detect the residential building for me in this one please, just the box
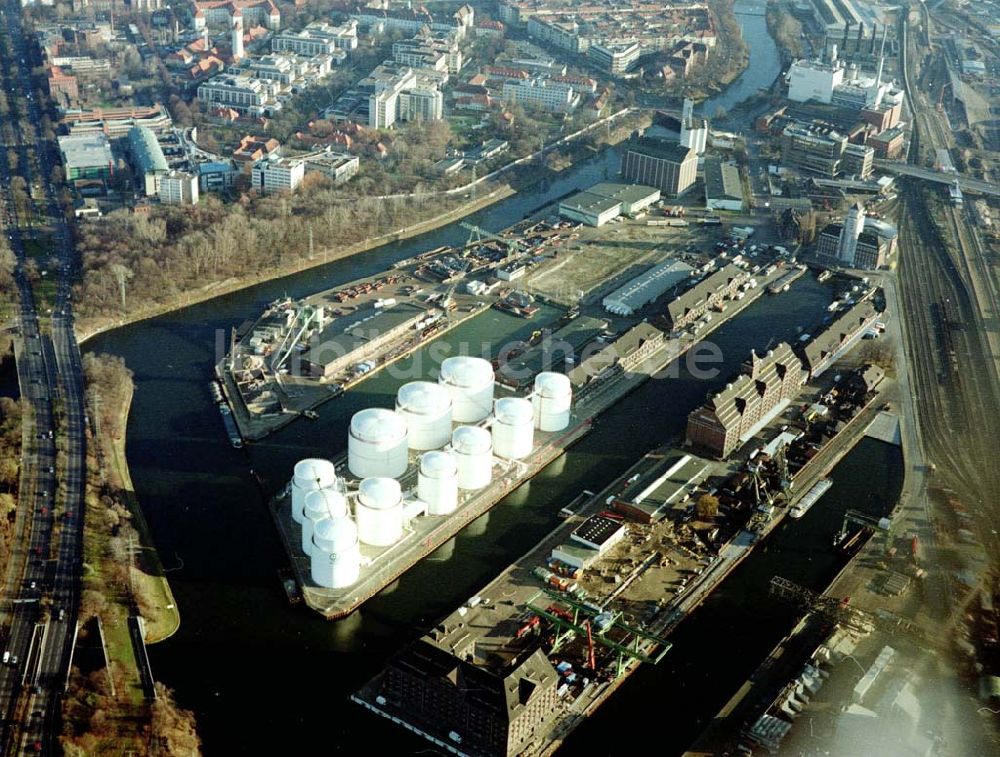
[509,57,565,76]
[272,21,358,55]
[302,150,359,184]
[704,158,745,212]
[666,40,709,79]
[197,74,275,117]
[198,160,238,192]
[158,170,200,204]
[663,264,749,330]
[620,138,697,197]
[527,16,588,53]
[351,3,473,39]
[588,42,640,75]
[502,76,579,112]
[686,343,805,458]
[363,63,444,128]
[127,126,169,195]
[251,156,304,193]
[475,18,505,38]
[191,0,280,31]
[399,87,444,122]
[797,299,880,378]
[58,133,114,181]
[46,66,78,105]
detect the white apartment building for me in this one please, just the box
[272,20,358,56]
[589,42,640,75]
[159,171,200,205]
[502,77,579,112]
[197,74,276,116]
[399,87,444,122]
[393,43,448,73]
[302,150,360,184]
[251,157,304,194]
[526,17,588,53]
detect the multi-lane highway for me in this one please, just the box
[0,1,87,751]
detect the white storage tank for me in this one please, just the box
[311,516,361,589]
[356,477,404,547]
[492,397,534,460]
[438,356,495,423]
[418,451,459,516]
[395,381,453,450]
[532,372,573,432]
[291,458,337,524]
[348,408,409,479]
[301,488,348,556]
[452,426,493,490]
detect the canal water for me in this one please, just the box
[76,9,906,756]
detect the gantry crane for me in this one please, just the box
[460,222,523,257]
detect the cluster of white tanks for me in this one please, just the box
[292,360,575,590]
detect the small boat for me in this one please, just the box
[302,409,319,420]
[789,479,832,519]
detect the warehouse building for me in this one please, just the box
[686,343,806,458]
[798,299,880,378]
[567,322,666,388]
[58,133,114,181]
[571,514,625,555]
[704,158,745,212]
[301,303,430,378]
[602,259,693,316]
[610,454,709,523]
[366,639,560,757]
[620,138,697,198]
[663,264,749,330]
[558,182,660,227]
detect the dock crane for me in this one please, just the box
[460,222,523,258]
[835,509,893,552]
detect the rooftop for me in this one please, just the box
[704,158,743,202]
[571,514,624,548]
[626,136,695,164]
[57,133,113,169]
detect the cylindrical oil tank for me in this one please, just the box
[310,516,360,589]
[291,458,337,524]
[301,488,348,556]
[532,372,573,432]
[348,408,409,479]
[492,397,534,460]
[395,381,453,450]
[451,425,493,490]
[355,477,404,547]
[438,356,495,423]
[418,450,459,516]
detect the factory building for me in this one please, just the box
[798,299,880,378]
[780,122,848,177]
[620,138,697,198]
[127,125,169,196]
[787,57,845,104]
[686,343,806,459]
[663,264,750,330]
[868,126,905,160]
[570,514,625,555]
[816,216,897,270]
[370,640,559,757]
[558,182,660,227]
[610,454,709,523]
[704,158,745,212]
[58,133,114,181]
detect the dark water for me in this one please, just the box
[702,0,783,120]
[75,11,902,755]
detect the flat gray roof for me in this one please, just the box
[560,190,622,218]
[302,303,425,367]
[704,158,743,202]
[58,133,113,169]
[586,181,660,207]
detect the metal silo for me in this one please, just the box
[290,458,337,524]
[310,516,361,589]
[301,487,348,556]
[417,450,459,516]
[395,381,453,450]
[355,477,404,547]
[492,397,535,460]
[347,408,409,479]
[451,425,493,490]
[438,356,495,423]
[532,372,573,432]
